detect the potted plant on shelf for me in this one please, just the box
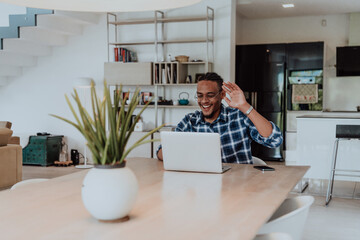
[51,81,163,222]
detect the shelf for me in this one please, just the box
[109,19,154,25]
[109,38,213,46]
[128,105,199,109]
[180,62,208,65]
[109,41,154,46]
[154,83,197,86]
[159,16,213,23]
[161,39,212,44]
[108,16,214,26]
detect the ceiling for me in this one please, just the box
[237,0,360,19]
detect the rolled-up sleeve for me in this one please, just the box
[247,120,283,148]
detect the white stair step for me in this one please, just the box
[0,66,22,77]
[36,15,83,35]
[0,77,8,86]
[0,51,37,67]
[2,39,52,56]
[54,11,101,25]
[20,27,68,46]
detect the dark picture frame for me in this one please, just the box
[195,73,205,83]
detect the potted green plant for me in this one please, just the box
[51,81,163,221]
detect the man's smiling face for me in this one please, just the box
[196,80,224,123]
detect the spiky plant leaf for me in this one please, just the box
[50,80,163,165]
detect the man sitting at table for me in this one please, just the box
[156,72,283,164]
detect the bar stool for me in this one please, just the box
[325,125,360,205]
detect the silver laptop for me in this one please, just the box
[160,131,231,174]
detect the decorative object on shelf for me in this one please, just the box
[185,75,192,84]
[175,55,189,62]
[134,118,144,132]
[178,92,190,105]
[141,91,152,104]
[158,100,173,105]
[195,73,205,83]
[51,81,164,222]
[0,0,202,12]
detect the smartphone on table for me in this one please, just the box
[253,166,275,171]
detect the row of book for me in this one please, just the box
[154,64,177,84]
[114,47,137,62]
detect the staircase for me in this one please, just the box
[0,8,100,86]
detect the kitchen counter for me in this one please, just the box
[292,115,360,180]
[297,114,360,119]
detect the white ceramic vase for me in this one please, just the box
[81,163,138,221]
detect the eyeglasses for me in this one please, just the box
[194,91,221,101]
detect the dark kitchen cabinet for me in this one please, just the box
[236,44,286,92]
[287,42,324,70]
[236,44,286,63]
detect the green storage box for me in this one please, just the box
[22,135,64,166]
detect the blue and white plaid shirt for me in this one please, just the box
[159,104,283,164]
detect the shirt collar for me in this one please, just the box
[195,104,227,125]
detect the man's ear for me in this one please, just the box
[220,90,226,99]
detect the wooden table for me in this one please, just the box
[0,158,309,240]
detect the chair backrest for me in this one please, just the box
[252,156,267,166]
[258,196,314,240]
[336,125,360,139]
[10,178,49,190]
[254,232,293,240]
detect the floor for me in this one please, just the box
[290,180,360,240]
[12,165,360,239]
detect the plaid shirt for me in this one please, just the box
[159,104,282,164]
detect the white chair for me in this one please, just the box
[254,232,293,240]
[257,196,314,240]
[10,178,49,190]
[252,156,267,165]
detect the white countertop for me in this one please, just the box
[297,112,360,119]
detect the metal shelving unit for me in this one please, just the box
[106,6,214,128]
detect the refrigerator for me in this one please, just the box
[248,62,285,161]
[236,44,286,161]
[235,42,324,161]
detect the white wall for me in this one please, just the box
[0,0,233,161]
[0,14,108,163]
[0,3,26,26]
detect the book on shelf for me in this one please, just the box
[161,68,166,84]
[173,67,177,83]
[155,64,159,84]
[114,48,119,62]
[167,67,171,84]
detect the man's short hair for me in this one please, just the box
[198,72,223,91]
